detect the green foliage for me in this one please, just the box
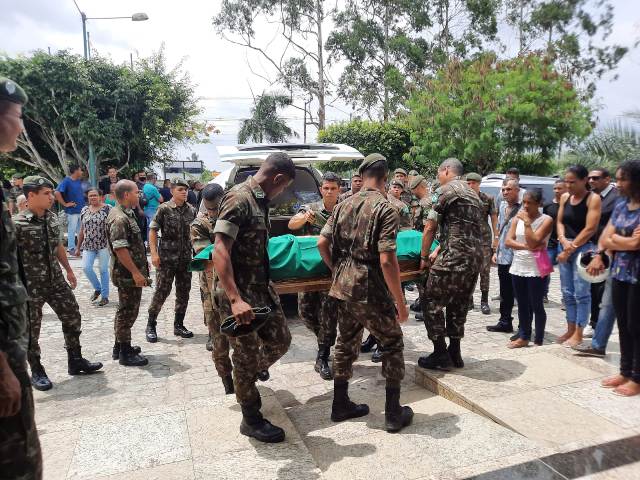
[404,53,592,176]
[238,93,298,144]
[317,120,412,173]
[0,48,201,182]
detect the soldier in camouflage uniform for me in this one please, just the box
[338,173,362,203]
[387,180,413,231]
[6,173,24,215]
[212,153,294,443]
[288,172,341,380]
[466,173,498,314]
[393,168,413,206]
[418,158,483,371]
[318,153,413,433]
[146,179,197,342]
[107,180,151,366]
[0,77,43,480]
[14,175,103,391]
[190,183,234,394]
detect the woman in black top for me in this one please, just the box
[556,165,602,347]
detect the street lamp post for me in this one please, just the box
[74,1,149,186]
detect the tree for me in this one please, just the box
[238,93,298,143]
[214,0,332,131]
[0,49,202,182]
[404,53,592,176]
[317,120,412,172]
[503,0,630,97]
[326,0,500,121]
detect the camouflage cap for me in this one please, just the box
[11,173,24,180]
[0,77,28,105]
[393,168,408,176]
[23,175,53,188]
[390,179,404,188]
[408,169,419,176]
[408,174,426,190]
[465,172,482,182]
[358,153,387,175]
[171,178,190,188]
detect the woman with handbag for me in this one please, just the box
[505,190,553,347]
[556,165,602,347]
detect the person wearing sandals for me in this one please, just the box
[589,160,640,397]
[556,165,602,347]
[505,190,553,348]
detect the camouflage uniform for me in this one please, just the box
[13,209,82,366]
[213,177,291,406]
[7,185,23,215]
[476,191,496,293]
[413,194,436,303]
[296,200,338,347]
[400,188,413,206]
[148,199,196,316]
[190,212,232,377]
[0,202,42,480]
[338,190,355,203]
[107,205,149,343]
[320,188,405,384]
[422,179,483,340]
[387,194,413,231]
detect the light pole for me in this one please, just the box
[74,1,149,186]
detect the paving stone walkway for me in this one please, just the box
[33,260,639,479]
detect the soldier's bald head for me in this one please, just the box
[114,179,137,201]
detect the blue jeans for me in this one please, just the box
[144,209,157,238]
[559,243,594,327]
[512,275,547,343]
[82,248,110,299]
[592,276,616,351]
[66,213,81,251]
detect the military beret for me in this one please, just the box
[11,173,24,180]
[358,153,387,175]
[390,179,404,188]
[23,175,53,188]
[409,174,426,190]
[0,77,28,105]
[393,168,408,176]
[171,178,190,188]
[408,169,419,176]
[465,172,482,182]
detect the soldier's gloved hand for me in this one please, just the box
[397,303,409,324]
[66,270,77,289]
[232,299,255,325]
[0,352,21,418]
[151,254,161,269]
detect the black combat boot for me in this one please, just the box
[315,345,333,380]
[256,369,270,382]
[371,346,383,363]
[221,374,234,395]
[67,347,103,375]
[409,298,421,312]
[173,312,194,338]
[205,333,213,352]
[30,361,53,391]
[331,380,370,422]
[486,319,514,333]
[415,312,424,322]
[418,337,452,370]
[360,334,377,353]
[447,338,464,368]
[145,314,158,343]
[480,291,491,315]
[112,342,141,360]
[119,342,149,367]
[385,386,414,433]
[240,398,285,443]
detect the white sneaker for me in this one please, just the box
[583,325,594,338]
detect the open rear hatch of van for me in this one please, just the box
[217,143,364,166]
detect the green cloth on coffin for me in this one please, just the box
[190,230,437,279]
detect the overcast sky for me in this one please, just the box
[1,0,639,171]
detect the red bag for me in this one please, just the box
[533,249,553,277]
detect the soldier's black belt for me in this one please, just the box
[220,307,271,337]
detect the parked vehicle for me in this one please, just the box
[209,143,364,236]
[480,173,559,206]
